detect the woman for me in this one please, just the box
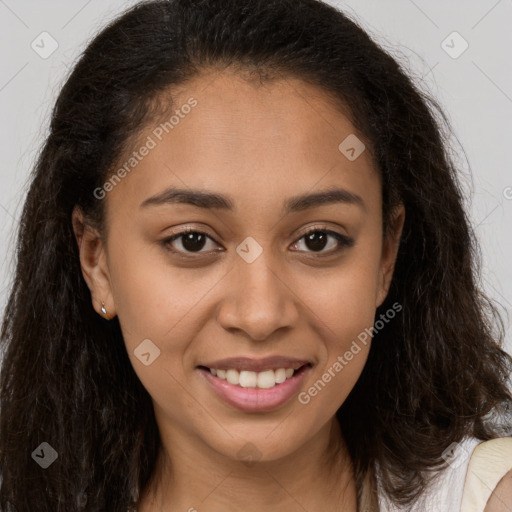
[1,0,511,511]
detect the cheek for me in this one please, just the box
[107,234,223,342]
[297,249,380,402]
[298,279,374,414]
[300,251,381,342]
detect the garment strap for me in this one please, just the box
[460,436,512,512]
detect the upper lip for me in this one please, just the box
[199,356,311,372]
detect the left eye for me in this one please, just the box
[163,227,354,255]
[291,228,354,254]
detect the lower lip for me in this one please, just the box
[198,365,311,412]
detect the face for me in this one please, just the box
[74,69,404,464]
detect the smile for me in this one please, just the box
[207,367,297,388]
[197,363,312,412]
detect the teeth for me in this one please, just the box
[226,369,239,385]
[256,370,275,389]
[208,367,301,388]
[275,368,287,383]
[240,370,258,388]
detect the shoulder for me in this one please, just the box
[377,437,480,511]
[376,436,512,512]
[483,468,512,512]
[462,436,512,512]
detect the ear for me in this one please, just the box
[72,206,116,319]
[376,203,405,308]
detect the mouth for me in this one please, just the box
[197,363,312,412]
[197,363,311,388]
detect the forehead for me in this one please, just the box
[106,69,380,219]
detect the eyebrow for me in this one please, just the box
[140,186,365,213]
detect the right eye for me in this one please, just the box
[162,227,222,255]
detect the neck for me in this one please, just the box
[137,415,357,512]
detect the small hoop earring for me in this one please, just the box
[100,302,107,317]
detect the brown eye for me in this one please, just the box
[162,226,354,258]
[163,228,220,255]
[291,228,354,255]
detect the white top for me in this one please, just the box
[377,436,512,512]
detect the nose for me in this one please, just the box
[216,252,300,341]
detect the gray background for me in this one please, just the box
[1,0,511,354]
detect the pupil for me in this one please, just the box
[183,232,206,252]
[305,231,327,251]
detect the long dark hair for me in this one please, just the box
[1,0,511,510]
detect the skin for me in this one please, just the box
[73,68,405,512]
[484,470,512,511]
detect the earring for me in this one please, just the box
[100,302,107,317]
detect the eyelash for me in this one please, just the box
[161,226,354,258]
